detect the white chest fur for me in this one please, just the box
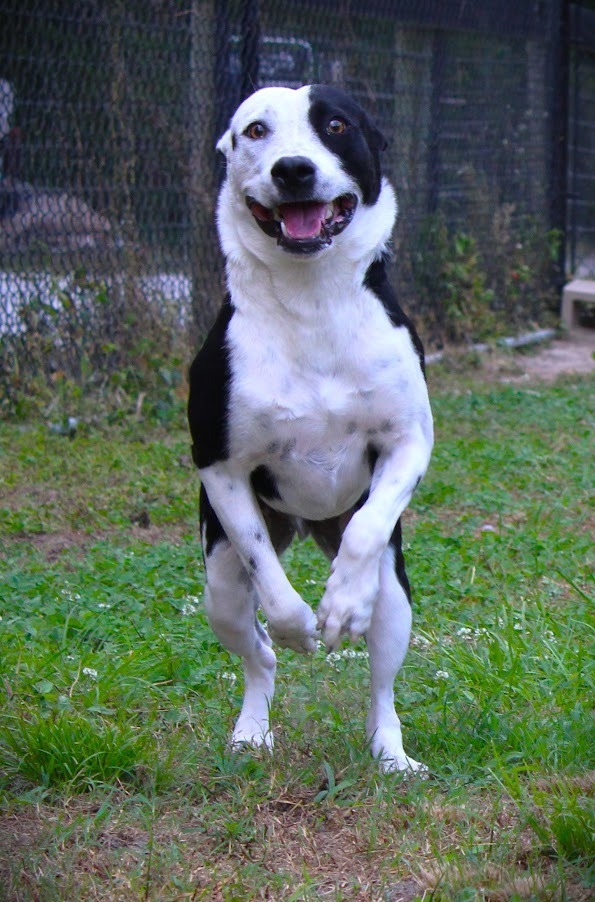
[225,277,431,520]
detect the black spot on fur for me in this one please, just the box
[251,465,281,501]
[391,519,411,603]
[366,444,379,474]
[199,484,227,556]
[364,256,426,377]
[188,296,234,468]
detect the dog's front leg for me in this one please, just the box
[317,430,432,651]
[200,463,319,654]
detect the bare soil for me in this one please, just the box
[483,328,595,382]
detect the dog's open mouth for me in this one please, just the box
[246,194,357,254]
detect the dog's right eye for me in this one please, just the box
[244,122,268,140]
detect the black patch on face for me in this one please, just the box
[250,464,281,501]
[364,256,426,378]
[231,132,237,151]
[199,484,227,556]
[188,296,234,468]
[308,85,387,206]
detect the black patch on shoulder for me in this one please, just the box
[391,518,412,603]
[199,484,227,556]
[250,465,281,501]
[308,85,386,206]
[364,256,426,377]
[188,296,234,469]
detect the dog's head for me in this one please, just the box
[216,85,395,263]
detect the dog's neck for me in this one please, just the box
[219,178,397,322]
[225,247,371,321]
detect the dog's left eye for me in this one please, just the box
[245,122,268,140]
[327,118,347,135]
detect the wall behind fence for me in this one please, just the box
[0,0,574,415]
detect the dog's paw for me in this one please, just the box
[231,719,274,752]
[317,566,378,651]
[376,751,428,776]
[267,599,319,654]
[369,732,428,776]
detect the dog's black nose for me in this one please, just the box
[271,156,316,194]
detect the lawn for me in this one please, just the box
[0,358,593,900]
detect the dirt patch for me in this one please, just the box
[0,522,196,563]
[484,328,594,383]
[509,329,594,381]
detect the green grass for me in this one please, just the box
[0,367,593,899]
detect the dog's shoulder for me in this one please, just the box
[188,295,234,469]
[364,255,426,376]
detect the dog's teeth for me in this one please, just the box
[273,207,282,221]
[325,203,334,221]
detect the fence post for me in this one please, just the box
[427,30,445,215]
[189,0,224,338]
[547,0,569,284]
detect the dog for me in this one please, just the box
[188,84,433,772]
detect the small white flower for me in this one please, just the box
[411,635,432,648]
[82,667,98,680]
[221,671,237,683]
[435,670,450,680]
[97,603,111,609]
[181,603,198,616]
[341,648,369,660]
[326,648,368,666]
[456,627,473,641]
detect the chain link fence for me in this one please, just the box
[0,0,575,416]
[568,2,595,278]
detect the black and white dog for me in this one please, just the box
[188,85,433,772]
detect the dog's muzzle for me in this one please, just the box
[246,193,358,255]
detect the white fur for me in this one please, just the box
[196,86,433,772]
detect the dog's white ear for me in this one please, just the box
[217,129,233,159]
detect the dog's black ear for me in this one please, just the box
[364,116,388,154]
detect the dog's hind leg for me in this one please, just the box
[201,486,281,749]
[365,523,426,774]
[201,491,299,750]
[204,536,277,749]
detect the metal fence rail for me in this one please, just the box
[0,0,581,415]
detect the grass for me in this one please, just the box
[0,359,593,900]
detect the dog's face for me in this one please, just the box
[216,85,393,261]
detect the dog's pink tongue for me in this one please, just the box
[280,202,326,239]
